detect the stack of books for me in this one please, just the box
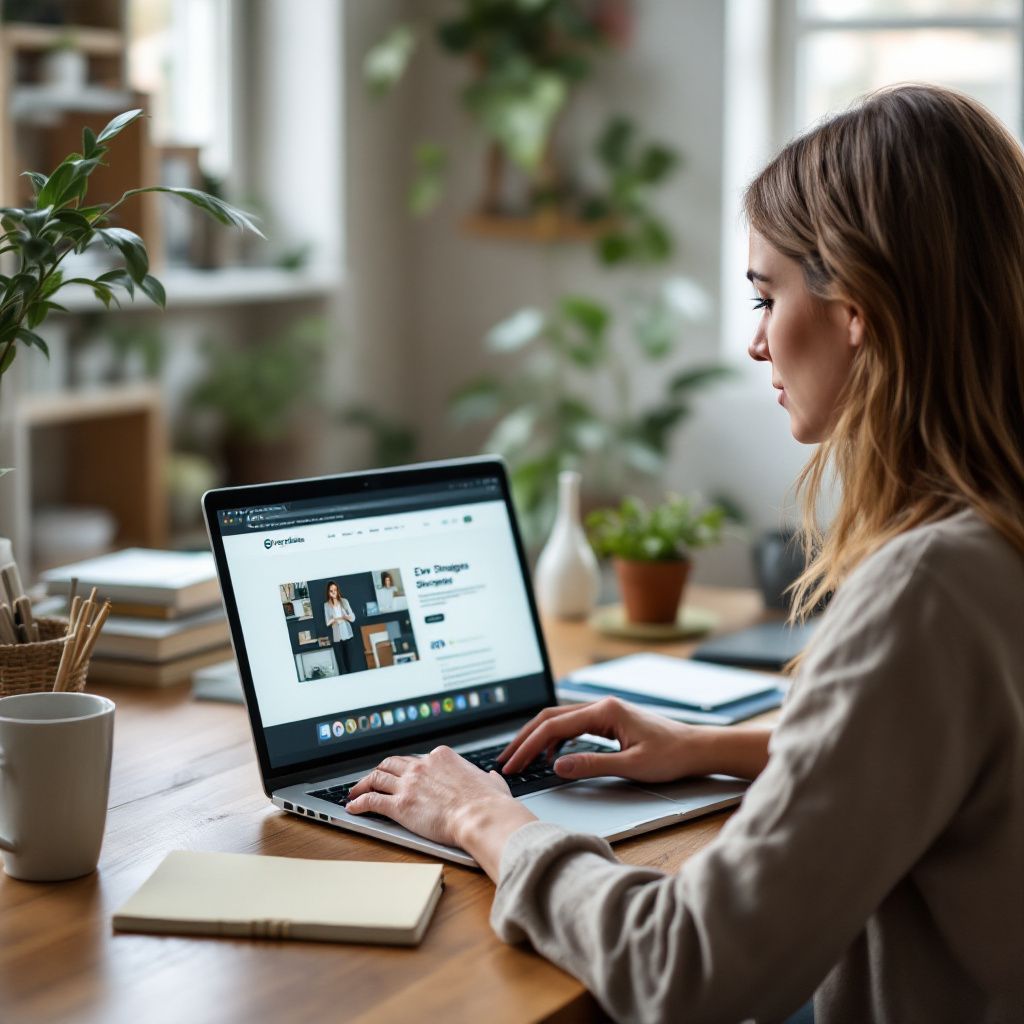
[40,549,232,687]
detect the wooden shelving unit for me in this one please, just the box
[0,384,167,579]
[462,210,614,244]
[0,3,166,580]
[0,5,160,253]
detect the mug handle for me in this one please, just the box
[0,745,16,853]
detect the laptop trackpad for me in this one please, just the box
[521,779,680,836]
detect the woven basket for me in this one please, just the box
[0,617,88,698]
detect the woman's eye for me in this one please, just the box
[751,296,773,312]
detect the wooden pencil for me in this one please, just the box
[73,601,112,673]
[52,626,78,692]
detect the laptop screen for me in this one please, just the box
[211,466,550,772]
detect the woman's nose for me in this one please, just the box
[748,327,769,363]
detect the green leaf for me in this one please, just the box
[364,23,417,96]
[96,268,135,299]
[559,296,609,340]
[466,72,568,172]
[637,144,679,184]
[0,345,16,374]
[37,161,77,208]
[97,227,149,283]
[598,232,631,265]
[408,142,446,217]
[448,377,507,423]
[23,207,53,235]
[82,125,98,158]
[486,308,544,351]
[21,170,47,195]
[668,365,734,396]
[96,108,144,145]
[20,235,55,265]
[15,327,48,358]
[636,218,672,262]
[139,274,166,308]
[596,115,634,170]
[124,187,265,237]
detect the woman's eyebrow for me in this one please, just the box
[746,269,772,284]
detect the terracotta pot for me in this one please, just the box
[613,557,691,625]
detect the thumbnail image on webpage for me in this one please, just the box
[278,568,419,682]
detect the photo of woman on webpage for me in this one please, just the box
[324,581,359,674]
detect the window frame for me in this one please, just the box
[775,0,1024,143]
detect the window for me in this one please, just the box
[127,0,235,179]
[780,0,1024,138]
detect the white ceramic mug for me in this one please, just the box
[0,691,115,881]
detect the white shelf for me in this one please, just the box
[55,265,341,313]
[11,85,133,121]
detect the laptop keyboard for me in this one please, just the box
[307,739,610,808]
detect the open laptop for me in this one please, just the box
[202,456,747,867]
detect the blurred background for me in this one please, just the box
[1,0,1019,586]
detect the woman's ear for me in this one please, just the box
[847,305,865,349]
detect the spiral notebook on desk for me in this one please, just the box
[557,653,786,725]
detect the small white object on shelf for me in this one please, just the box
[533,470,600,620]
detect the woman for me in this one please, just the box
[377,571,397,612]
[348,85,1024,1022]
[323,580,357,675]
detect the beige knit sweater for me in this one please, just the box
[491,510,1024,1024]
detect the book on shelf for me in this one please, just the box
[92,606,229,663]
[41,548,220,614]
[113,850,445,947]
[88,644,234,688]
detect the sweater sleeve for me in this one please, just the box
[490,537,993,1024]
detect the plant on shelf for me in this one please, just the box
[582,114,680,266]
[365,0,635,220]
[187,316,327,486]
[587,494,726,624]
[0,109,261,385]
[449,284,731,545]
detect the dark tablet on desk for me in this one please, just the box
[691,619,820,671]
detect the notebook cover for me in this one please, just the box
[562,653,777,710]
[690,620,819,671]
[556,682,784,725]
[113,850,445,946]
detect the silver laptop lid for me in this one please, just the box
[203,457,555,790]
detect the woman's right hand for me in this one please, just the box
[498,698,718,784]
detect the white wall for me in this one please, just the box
[406,0,728,460]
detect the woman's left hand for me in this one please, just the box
[347,747,536,875]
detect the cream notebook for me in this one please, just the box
[113,851,445,946]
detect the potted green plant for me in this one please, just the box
[187,316,326,485]
[0,109,261,389]
[586,494,725,624]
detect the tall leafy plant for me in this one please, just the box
[450,287,731,544]
[0,109,261,380]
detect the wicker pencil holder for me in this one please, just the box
[0,617,88,698]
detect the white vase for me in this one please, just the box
[534,470,600,619]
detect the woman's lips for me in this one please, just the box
[774,383,785,405]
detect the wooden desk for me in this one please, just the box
[0,586,770,1024]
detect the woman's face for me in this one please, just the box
[747,231,863,443]
[328,583,340,601]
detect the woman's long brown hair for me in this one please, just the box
[745,84,1024,620]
